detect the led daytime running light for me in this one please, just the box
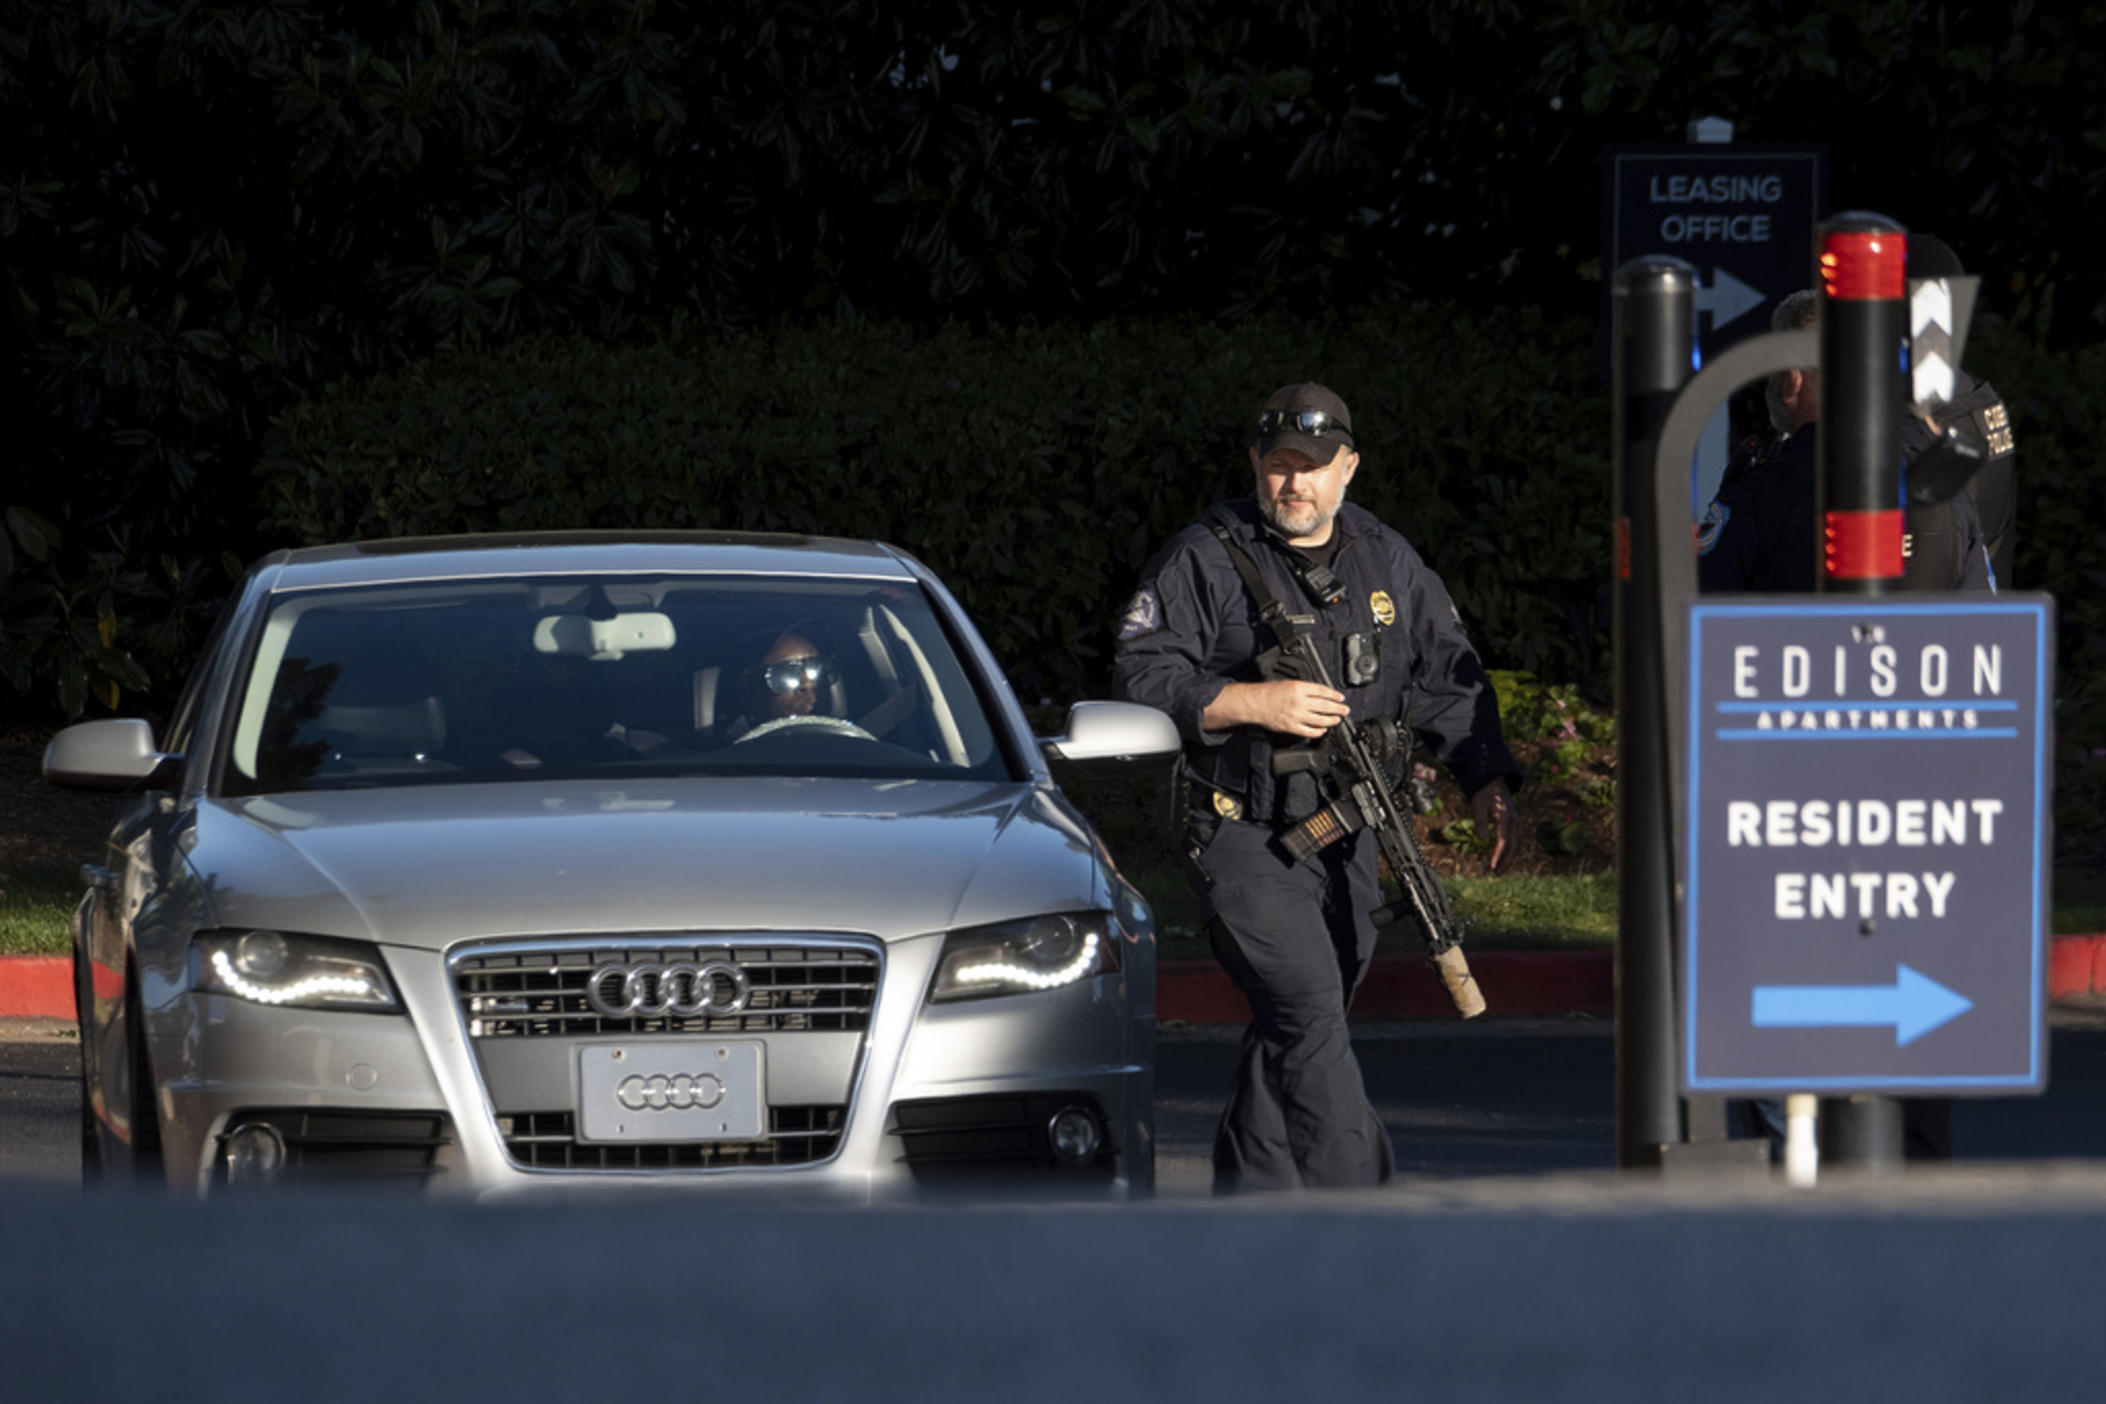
[208,948,383,1006]
[952,931,1102,991]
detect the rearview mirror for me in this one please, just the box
[532,612,676,660]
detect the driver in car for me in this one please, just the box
[733,627,871,742]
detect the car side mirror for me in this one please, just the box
[1038,701,1180,772]
[43,718,183,792]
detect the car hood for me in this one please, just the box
[190,777,1105,951]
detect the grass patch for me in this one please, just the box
[2053,870,2106,935]
[0,861,80,957]
[1446,871,1616,950]
[1142,865,1616,963]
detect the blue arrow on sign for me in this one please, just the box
[1750,964,1975,1047]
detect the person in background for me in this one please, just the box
[1900,233,2017,589]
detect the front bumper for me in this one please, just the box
[151,931,1152,1198]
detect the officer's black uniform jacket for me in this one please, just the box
[1901,369,2016,588]
[1697,426,1992,593]
[1112,499,1518,827]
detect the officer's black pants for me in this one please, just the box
[1186,818,1396,1191]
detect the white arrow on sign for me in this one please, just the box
[1911,278,1957,406]
[1696,266,1766,333]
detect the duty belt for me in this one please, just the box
[1182,768,1246,822]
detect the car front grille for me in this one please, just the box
[497,1106,845,1169]
[451,938,878,1174]
[453,941,880,1039]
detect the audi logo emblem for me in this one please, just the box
[615,1072,727,1112]
[587,960,751,1018]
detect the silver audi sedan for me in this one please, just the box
[45,533,1178,1198]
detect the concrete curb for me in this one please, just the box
[11,935,2105,1023]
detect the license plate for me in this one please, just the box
[575,1041,765,1143]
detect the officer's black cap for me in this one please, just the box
[1253,383,1355,467]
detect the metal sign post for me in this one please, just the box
[1812,214,1910,1168]
[1611,258,1694,1169]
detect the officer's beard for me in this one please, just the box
[1260,493,1337,543]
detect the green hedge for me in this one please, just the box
[255,308,2106,858]
[17,0,2106,724]
[1968,331,2106,855]
[258,305,1612,701]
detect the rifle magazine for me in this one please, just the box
[1280,803,1352,862]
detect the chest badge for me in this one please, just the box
[1212,791,1244,820]
[1369,590,1396,626]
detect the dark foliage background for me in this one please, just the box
[5,0,2104,737]
[253,308,1610,702]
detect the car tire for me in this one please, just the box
[123,969,164,1186]
[73,945,101,1181]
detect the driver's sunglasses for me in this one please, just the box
[761,655,836,694]
[1258,408,1352,439]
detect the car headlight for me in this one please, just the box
[929,912,1120,1003]
[191,930,401,1013]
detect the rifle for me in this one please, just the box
[1209,524,1487,1018]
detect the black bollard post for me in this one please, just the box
[1612,257,1694,1169]
[1813,212,1909,1171]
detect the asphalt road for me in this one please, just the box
[9,1013,2106,1401]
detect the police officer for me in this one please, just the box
[1113,382,1521,1191]
[1901,233,2018,589]
[1698,289,1994,596]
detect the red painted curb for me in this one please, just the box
[2050,938,2094,1004]
[7,936,2105,1024]
[2067,933,2106,1000]
[0,955,70,1019]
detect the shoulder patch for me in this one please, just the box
[1695,501,1730,556]
[1117,587,1162,640]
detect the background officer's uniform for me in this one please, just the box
[1698,426,1994,595]
[1901,369,2017,589]
[1114,498,1518,1189]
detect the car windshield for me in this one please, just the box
[219,575,1015,795]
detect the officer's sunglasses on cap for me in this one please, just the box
[1258,409,1352,440]
[759,654,836,694]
